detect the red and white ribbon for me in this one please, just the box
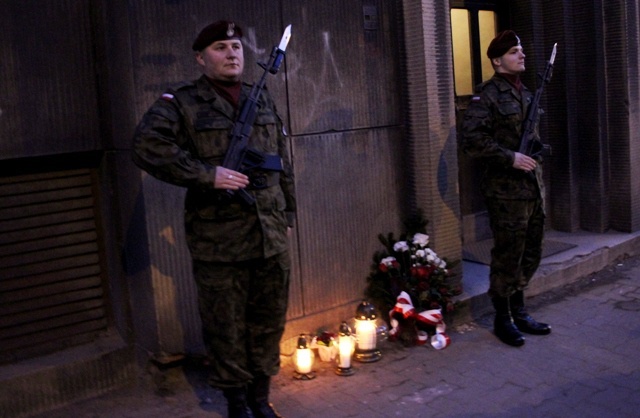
[416,330,429,345]
[388,291,450,349]
[430,333,451,350]
[390,291,415,319]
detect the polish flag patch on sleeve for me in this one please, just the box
[161,93,174,101]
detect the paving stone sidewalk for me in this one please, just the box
[33,254,640,418]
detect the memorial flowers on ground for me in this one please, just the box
[310,331,338,362]
[365,211,461,346]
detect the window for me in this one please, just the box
[478,11,497,82]
[451,6,498,96]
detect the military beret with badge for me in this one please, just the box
[192,20,243,51]
[487,30,521,59]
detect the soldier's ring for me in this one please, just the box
[228,175,233,179]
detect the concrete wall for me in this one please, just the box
[2,1,640,416]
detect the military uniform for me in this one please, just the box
[132,74,295,389]
[461,73,545,299]
[462,29,552,348]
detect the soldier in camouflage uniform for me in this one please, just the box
[132,21,295,418]
[461,30,551,347]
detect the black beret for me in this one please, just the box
[487,30,521,59]
[192,20,243,51]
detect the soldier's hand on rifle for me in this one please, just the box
[214,166,250,190]
[512,152,537,172]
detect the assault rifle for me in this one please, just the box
[222,24,292,205]
[518,43,557,158]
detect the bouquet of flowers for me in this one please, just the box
[365,211,461,346]
[310,330,338,362]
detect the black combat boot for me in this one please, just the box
[491,296,525,347]
[248,375,283,418]
[223,387,255,418]
[510,290,551,335]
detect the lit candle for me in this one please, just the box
[294,334,315,379]
[295,347,313,374]
[335,321,355,376]
[355,319,377,350]
[354,301,382,363]
[338,333,352,368]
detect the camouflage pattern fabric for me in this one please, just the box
[461,73,546,298]
[485,197,545,298]
[461,74,545,202]
[132,75,295,262]
[132,75,295,388]
[193,253,290,389]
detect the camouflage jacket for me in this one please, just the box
[132,75,296,262]
[461,73,544,201]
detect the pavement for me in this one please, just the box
[30,231,640,418]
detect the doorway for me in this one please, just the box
[450,1,501,247]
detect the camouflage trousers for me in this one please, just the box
[485,197,545,299]
[192,251,291,389]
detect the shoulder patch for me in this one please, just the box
[160,80,195,101]
[471,95,481,102]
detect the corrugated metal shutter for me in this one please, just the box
[0,169,108,364]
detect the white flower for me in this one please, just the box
[412,233,429,247]
[425,248,436,262]
[439,260,447,269]
[415,249,427,259]
[380,256,397,266]
[393,241,410,252]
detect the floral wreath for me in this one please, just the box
[364,210,461,346]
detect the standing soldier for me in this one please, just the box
[132,20,295,418]
[461,30,551,347]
